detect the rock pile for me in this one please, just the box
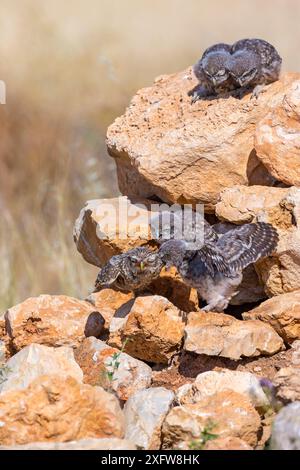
[2,69,300,450]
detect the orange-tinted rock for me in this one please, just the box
[0,375,124,445]
[255,80,300,186]
[243,290,300,343]
[204,436,252,450]
[86,289,134,330]
[5,295,105,351]
[108,295,185,364]
[184,312,284,360]
[162,390,261,448]
[73,196,154,267]
[75,337,152,401]
[107,72,300,211]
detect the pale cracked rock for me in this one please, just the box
[124,387,174,449]
[270,402,300,450]
[4,294,105,351]
[108,295,185,364]
[0,343,83,394]
[107,71,300,211]
[184,312,284,360]
[162,390,261,448]
[176,370,269,411]
[0,438,136,450]
[0,375,124,446]
[75,337,152,401]
[216,185,300,297]
[243,290,300,343]
[273,366,300,403]
[255,80,300,186]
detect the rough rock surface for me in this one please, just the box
[255,80,300,186]
[243,290,300,343]
[204,436,252,450]
[176,370,269,411]
[86,289,134,331]
[4,294,104,351]
[162,390,261,448]
[184,312,284,360]
[216,185,300,297]
[273,366,300,403]
[0,344,83,393]
[124,387,174,449]
[0,438,136,450]
[270,402,300,450]
[108,295,185,364]
[107,72,300,211]
[75,337,152,401]
[0,375,124,445]
[74,196,154,267]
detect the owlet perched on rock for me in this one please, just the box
[94,247,163,294]
[158,220,278,312]
[191,38,282,101]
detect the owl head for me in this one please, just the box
[229,51,260,87]
[125,247,162,275]
[158,240,188,270]
[197,51,231,86]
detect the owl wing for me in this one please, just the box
[193,222,278,277]
[215,222,278,273]
[94,256,122,290]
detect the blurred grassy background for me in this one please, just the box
[0,0,299,310]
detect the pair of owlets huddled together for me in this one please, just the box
[95,212,279,313]
[190,38,282,101]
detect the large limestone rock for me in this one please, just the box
[243,290,300,343]
[74,196,154,267]
[4,295,105,351]
[0,375,124,446]
[176,370,269,411]
[124,387,174,449]
[107,71,300,211]
[108,295,185,364]
[0,438,136,450]
[255,80,300,186]
[75,337,152,401]
[216,185,300,296]
[162,390,261,448]
[184,312,284,360]
[0,344,83,393]
[270,402,300,450]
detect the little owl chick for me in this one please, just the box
[229,38,282,97]
[94,247,163,294]
[191,43,234,102]
[191,38,282,101]
[159,222,278,312]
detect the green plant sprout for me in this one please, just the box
[103,338,130,384]
[188,421,219,450]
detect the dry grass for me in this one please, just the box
[0,0,299,311]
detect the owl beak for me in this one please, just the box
[140,262,145,271]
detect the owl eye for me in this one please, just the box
[217,69,226,76]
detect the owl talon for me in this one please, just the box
[251,84,266,100]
